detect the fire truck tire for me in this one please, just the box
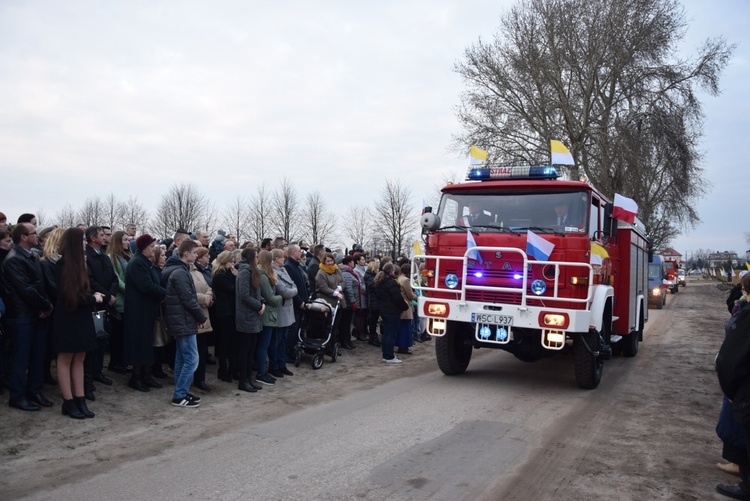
[622,308,643,358]
[435,322,472,375]
[574,330,603,389]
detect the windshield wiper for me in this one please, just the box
[437,225,468,232]
[525,226,566,236]
[471,224,520,235]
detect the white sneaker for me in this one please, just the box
[383,357,402,364]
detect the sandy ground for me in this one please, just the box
[0,327,440,499]
[0,279,739,499]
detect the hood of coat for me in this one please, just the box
[236,261,252,273]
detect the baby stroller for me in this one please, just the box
[294,297,340,370]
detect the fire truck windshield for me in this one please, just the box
[437,190,589,234]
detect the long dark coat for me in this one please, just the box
[52,257,98,353]
[123,252,166,365]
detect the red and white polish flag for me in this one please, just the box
[613,194,638,223]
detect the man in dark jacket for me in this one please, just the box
[284,244,309,359]
[1,223,54,410]
[84,226,119,395]
[161,240,206,408]
[307,244,325,289]
[716,274,750,499]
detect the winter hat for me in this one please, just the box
[136,234,156,252]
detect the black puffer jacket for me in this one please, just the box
[161,256,206,337]
[374,275,408,315]
[1,244,52,318]
[364,270,379,310]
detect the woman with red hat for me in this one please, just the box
[123,234,166,392]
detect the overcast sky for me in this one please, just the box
[0,0,747,257]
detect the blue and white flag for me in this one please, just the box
[526,229,555,261]
[467,229,482,263]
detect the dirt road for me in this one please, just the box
[0,279,735,499]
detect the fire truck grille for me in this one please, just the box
[465,290,522,305]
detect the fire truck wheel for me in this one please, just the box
[574,330,603,389]
[622,308,643,358]
[436,322,473,375]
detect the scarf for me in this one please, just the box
[319,262,338,275]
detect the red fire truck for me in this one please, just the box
[412,165,649,389]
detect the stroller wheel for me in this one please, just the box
[312,353,324,370]
[330,342,339,363]
[294,348,302,368]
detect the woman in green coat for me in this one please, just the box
[255,250,282,386]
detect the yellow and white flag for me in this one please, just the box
[469,145,488,165]
[550,140,575,166]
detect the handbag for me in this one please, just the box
[92,310,109,339]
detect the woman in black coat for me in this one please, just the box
[53,227,104,419]
[364,260,381,347]
[374,263,408,363]
[124,235,166,392]
[212,251,239,382]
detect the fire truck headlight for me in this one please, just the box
[543,314,567,327]
[530,279,546,295]
[426,302,449,317]
[445,274,459,289]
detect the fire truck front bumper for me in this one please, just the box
[420,298,592,349]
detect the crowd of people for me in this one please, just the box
[0,211,428,417]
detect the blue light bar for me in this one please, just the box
[467,165,559,181]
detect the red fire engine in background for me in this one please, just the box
[411,165,648,389]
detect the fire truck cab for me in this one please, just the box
[412,165,648,389]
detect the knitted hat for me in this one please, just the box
[136,234,156,252]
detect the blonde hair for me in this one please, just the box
[212,250,235,279]
[258,250,277,286]
[367,260,380,273]
[42,227,66,259]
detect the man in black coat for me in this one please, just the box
[284,244,309,359]
[1,223,54,411]
[161,240,206,408]
[84,226,119,394]
[307,244,325,290]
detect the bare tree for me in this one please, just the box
[222,195,251,242]
[101,193,125,230]
[344,206,372,250]
[373,180,418,259]
[199,201,219,237]
[248,183,272,244]
[270,178,300,242]
[302,190,336,245]
[454,0,734,249]
[425,169,463,211]
[153,183,207,239]
[119,196,150,233]
[55,204,77,228]
[35,208,48,228]
[77,197,104,227]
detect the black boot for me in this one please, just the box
[61,399,85,419]
[84,376,96,401]
[74,396,95,418]
[238,380,257,393]
[128,376,150,392]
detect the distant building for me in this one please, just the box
[659,248,682,264]
[708,251,739,267]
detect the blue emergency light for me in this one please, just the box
[467,165,559,181]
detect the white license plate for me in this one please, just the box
[472,313,513,325]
